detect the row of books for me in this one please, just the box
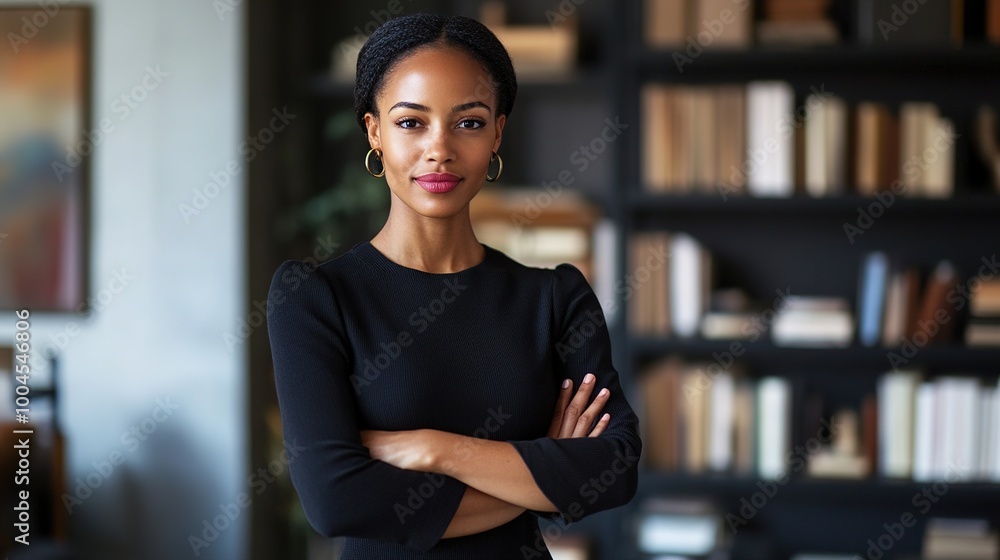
[628,229,858,345]
[641,82,957,197]
[640,357,1000,482]
[628,232,997,348]
[859,254,1000,349]
[644,0,1000,48]
[880,371,1000,482]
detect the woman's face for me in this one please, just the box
[365,45,505,220]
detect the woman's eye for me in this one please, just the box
[397,118,420,129]
[458,119,485,129]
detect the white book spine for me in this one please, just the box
[670,233,702,338]
[708,372,735,471]
[912,382,936,482]
[746,81,794,197]
[757,377,791,479]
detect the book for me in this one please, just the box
[857,251,889,346]
[970,278,1000,316]
[772,297,854,347]
[911,260,959,344]
[746,81,796,197]
[855,102,895,195]
[878,370,921,478]
[966,319,1000,347]
[757,377,792,479]
[924,518,1000,560]
[681,364,710,472]
[641,357,682,470]
[644,0,687,48]
[708,370,735,471]
[641,84,671,192]
[670,233,711,338]
[695,0,752,48]
[881,265,920,347]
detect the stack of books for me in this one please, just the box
[967,278,1000,347]
[923,518,999,560]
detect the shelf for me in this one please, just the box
[629,336,1000,369]
[637,45,1000,76]
[637,470,1000,507]
[626,192,1000,214]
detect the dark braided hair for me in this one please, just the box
[354,13,517,135]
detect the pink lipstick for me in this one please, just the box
[415,173,461,194]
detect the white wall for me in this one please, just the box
[0,1,246,558]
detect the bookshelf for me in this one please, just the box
[613,1,1000,559]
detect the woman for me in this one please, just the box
[266,13,641,559]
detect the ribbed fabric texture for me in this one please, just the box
[266,240,642,559]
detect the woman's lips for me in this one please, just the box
[414,173,461,194]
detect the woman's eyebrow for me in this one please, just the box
[388,101,492,113]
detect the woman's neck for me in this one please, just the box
[370,212,485,274]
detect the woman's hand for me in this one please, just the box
[360,428,440,472]
[547,373,611,439]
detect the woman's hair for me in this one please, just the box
[354,13,517,135]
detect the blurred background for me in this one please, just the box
[1,1,999,559]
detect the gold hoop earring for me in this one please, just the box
[486,151,503,182]
[365,148,385,178]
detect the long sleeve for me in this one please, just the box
[508,263,642,521]
[266,260,467,553]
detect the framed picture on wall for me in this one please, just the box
[0,7,91,313]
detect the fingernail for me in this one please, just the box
[562,378,570,389]
[584,373,594,384]
[602,413,610,421]
[599,388,609,397]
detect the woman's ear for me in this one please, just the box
[364,112,381,150]
[493,114,506,152]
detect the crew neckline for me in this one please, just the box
[355,240,496,276]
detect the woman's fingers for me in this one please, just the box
[547,378,574,438]
[572,384,612,437]
[558,373,595,437]
[588,413,611,437]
